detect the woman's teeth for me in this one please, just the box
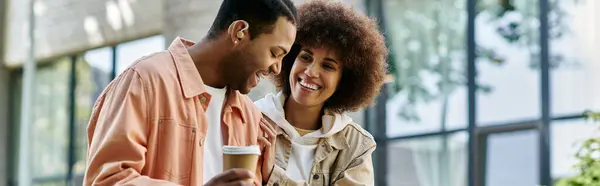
[299,79,320,90]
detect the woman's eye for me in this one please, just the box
[300,54,312,62]
[324,64,335,70]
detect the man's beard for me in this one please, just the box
[220,49,255,93]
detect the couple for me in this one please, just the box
[84,0,387,185]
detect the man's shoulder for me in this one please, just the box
[128,50,174,80]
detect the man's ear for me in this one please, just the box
[227,20,250,45]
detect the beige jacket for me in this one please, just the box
[264,117,376,186]
[256,93,376,186]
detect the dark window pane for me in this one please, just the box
[32,59,71,178]
[12,59,72,179]
[388,132,467,186]
[486,130,539,186]
[9,71,23,183]
[476,0,541,125]
[384,0,468,137]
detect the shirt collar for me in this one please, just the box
[226,90,248,124]
[167,37,207,99]
[168,37,249,123]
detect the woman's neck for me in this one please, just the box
[284,97,323,130]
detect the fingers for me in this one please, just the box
[258,136,272,147]
[260,123,276,140]
[260,122,275,135]
[260,118,278,132]
[216,169,255,182]
[262,120,278,134]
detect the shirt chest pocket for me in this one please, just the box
[155,119,196,179]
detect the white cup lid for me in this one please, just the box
[222,145,261,155]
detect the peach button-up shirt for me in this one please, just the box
[84,37,265,186]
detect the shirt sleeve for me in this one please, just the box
[84,69,180,186]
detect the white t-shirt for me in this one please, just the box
[286,142,318,181]
[202,86,228,184]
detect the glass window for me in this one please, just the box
[387,132,467,186]
[486,130,539,186]
[9,71,23,184]
[8,36,166,184]
[550,0,600,116]
[384,0,468,137]
[32,59,71,178]
[476,0,541,125]
[116,35,165,76]
[551,119,600,180]
[12,58,72,180]
[72,47,114,177]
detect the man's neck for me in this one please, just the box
[187,38,227,88]
[284,97,323,130]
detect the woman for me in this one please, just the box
[255,0,388,185]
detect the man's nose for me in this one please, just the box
[270,60,282,75]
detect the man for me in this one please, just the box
[83,0,297,185]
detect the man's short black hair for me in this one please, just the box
[207,0,298,40]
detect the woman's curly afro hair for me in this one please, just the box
[276,0,388,113]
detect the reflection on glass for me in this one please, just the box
[14,58,72,178]
[476,0,541,125]
[551,120,600,180]
[73,47,114,176]
[387,132,467,186]
[486,130,539,186]
[384,0,468,137]
[116,35,165,76]
[550,0,600,116]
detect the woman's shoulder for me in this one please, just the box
[336,123,376,149]
[342,123,374,139]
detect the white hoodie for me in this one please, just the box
[254,92,354,182]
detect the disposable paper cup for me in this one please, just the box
[222,145,261,173]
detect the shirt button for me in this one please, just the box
[200,96,207,104]
[313,174,320,180]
